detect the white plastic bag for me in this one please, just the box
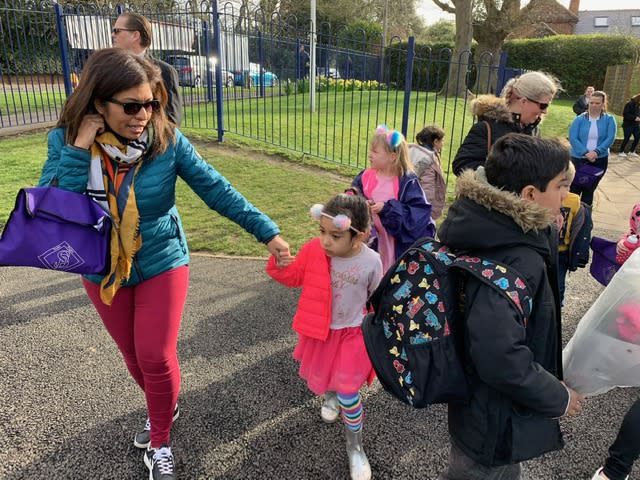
[563,249,640,397]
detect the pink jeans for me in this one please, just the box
[83,265,189,447]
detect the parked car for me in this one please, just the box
[316,67,341,79]
[234,64,279,87]
[166,55,234,88]
[203,56,235,87]
[166,55,196,87]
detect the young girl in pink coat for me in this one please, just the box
[266,193,383,480]
[616,203,640,264]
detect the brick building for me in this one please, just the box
[508,0,578,40]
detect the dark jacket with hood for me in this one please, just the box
[452,95,539,176]
[438,168,570,467]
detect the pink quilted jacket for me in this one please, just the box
[266,238,332,341]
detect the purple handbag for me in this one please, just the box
[0,187,111,274]
[589,236,620,286]
[572,163,605,189]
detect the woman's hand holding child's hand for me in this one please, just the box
[266,235,294,267]
[73,114,105,150]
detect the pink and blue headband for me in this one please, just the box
[310,204,362,234]
[376,124,403,149]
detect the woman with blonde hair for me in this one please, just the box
[453,71,560,176]
[568,90,617,206]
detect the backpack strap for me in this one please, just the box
[451,255,533,326]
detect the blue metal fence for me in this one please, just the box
[0,0,504,177]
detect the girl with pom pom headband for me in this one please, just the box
[310,204,362,234]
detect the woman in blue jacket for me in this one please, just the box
[568,90,617,206]
[39,48,291,480]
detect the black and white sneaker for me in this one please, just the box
[134,404,180,449]
[144,445,176,480]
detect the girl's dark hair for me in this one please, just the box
[415,125,445,148]
[56,48,175,157]
[485,133,570,194]
[323,193,370,236]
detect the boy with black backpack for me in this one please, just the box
[436,134,585,479]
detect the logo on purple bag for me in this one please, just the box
[37,241,85,271]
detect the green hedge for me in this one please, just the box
[386,41,461,91]
[385,34,640,96]
[503,34,640,96]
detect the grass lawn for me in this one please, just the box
[0,97,625,256]
[0,133,348,256]
[0,90,66,116]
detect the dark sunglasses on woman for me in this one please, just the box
[106,98,161,115]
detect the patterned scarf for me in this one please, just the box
[88,130,150,305]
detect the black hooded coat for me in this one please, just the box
[438,169,569,467]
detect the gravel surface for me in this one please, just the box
[0,243,637,480]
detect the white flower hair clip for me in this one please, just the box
[310,204,361,234]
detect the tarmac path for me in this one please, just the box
[0,250,638,480]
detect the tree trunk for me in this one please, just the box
[443,0,474,98]
[472,0,521,94]
[474,43,502,94]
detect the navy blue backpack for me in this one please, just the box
[362,237,533,408]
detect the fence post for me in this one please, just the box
[495,51,508,97]
[54,3,72,97]
[401,36,415,139]
[203,20,214,104]
[258,30,264,97]
[211,0,224,142]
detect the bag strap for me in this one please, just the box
[482,120,492,156]
[451,255,533,326]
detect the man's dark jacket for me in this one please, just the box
[452,96,537,176]
[438,169,569,467]
[152,56,183,126]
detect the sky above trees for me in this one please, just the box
[418,0,639,25]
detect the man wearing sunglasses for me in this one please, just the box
[112,12,183,126]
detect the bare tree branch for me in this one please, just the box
[432,0,455,14]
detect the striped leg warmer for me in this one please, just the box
[337,391,363,432]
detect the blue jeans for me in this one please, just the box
[438,443,521,480]
[602,399,640,480]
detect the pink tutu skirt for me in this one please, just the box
[293,326,374,396]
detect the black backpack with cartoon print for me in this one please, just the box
[362,237,533,408]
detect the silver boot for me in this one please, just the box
[320,391,340,423]
[345,427,372,480]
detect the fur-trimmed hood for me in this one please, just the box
[472,95,515,123]
[439,168,556,256]
[456,167,555,233]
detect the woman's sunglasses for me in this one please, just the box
[106,98,161,115]
[526,98,550,111]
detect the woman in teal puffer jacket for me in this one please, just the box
[38,48,291,480]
